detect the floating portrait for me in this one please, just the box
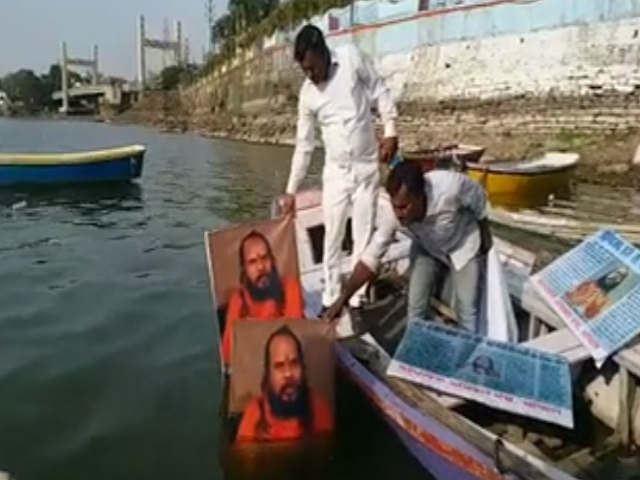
[204,216,305,367]
[229,319,335,443]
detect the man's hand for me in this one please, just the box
[479,218,493,254]
[323,297,347,323]
[379,136,399,164]
[279,194,296,216]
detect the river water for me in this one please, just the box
[0,118,428,480]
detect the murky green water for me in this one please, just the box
[0,118,427,480]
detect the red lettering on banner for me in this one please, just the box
[539,281,554,297]
[582,331,600,349]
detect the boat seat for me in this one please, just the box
[433,391,466,409]
[522,328,590,365]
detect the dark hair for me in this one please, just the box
[385,161,425,198]
[294,24,328,62]
[238,230,274,284]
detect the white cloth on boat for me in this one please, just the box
[285,44,398,307]
[360,170,488,273]
[481,246,519,342]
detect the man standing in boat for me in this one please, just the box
[324,161,492,334]
[279,24,399,313]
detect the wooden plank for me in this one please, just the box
[616,367,636,449]
[519,282,565,330]
[386,378,572,480]
[522,328,590,365]
[527,314,541,341]
[432,390,466,409]
[614,340,640,379]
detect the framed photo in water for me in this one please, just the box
[230,319,335,443]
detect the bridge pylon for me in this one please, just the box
[59,41,99,113]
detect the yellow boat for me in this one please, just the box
[467,152,580,208]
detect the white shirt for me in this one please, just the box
[285,44,398,194]
[361,170,489,272]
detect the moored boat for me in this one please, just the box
[206,187,640,480]
[0,144,146,185]
[404,144,486,172]
[466,152,579,209]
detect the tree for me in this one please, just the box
[160,64,199,90]
[1,70,45,108]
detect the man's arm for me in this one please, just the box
[285,90,315,196]
[353,46,398,163]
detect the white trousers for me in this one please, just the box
[321,167,379,307]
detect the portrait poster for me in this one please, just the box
[531,229,640,367]
[204,215,305,368]
[229,319,335,442]
[205,215,300,308]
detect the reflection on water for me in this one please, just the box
[0,183,144,223]
[0,118,428,480]
[223,374,425,480]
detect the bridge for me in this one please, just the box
[52,83,140,114]
[53,15,187,114]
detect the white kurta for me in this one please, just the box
[361,170,489,273]
[285,44,398,307]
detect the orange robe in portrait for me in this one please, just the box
[236,391,334,442]
[222,276,304,366]
[566,281,610,319]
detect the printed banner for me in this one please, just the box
[387,321,574,428]
[531,229,640,367]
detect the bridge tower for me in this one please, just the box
[137,15,183,98]
[59,41,99,113]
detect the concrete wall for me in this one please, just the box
[183,0,640,134]
[321,0,640,101]
[383,16,640,101]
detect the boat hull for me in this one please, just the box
[0,155,144,185]
[405,144,486,172]
[337,346,507,480]
[467,165,575,209]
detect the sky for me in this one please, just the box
[0,0,229,81]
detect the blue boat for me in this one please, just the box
[0,144,146,185]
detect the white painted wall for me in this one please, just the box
[392,17,640,101]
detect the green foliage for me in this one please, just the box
[0,64,86,111]
[203,0,353,75]
[160,64,199,90]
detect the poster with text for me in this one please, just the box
[531,229,640,367]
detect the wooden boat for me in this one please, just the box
[486,183,640,245]
[466,153,579,209]
[404,144,486,172]
[207,188,640,480]
[0,145,146,185]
